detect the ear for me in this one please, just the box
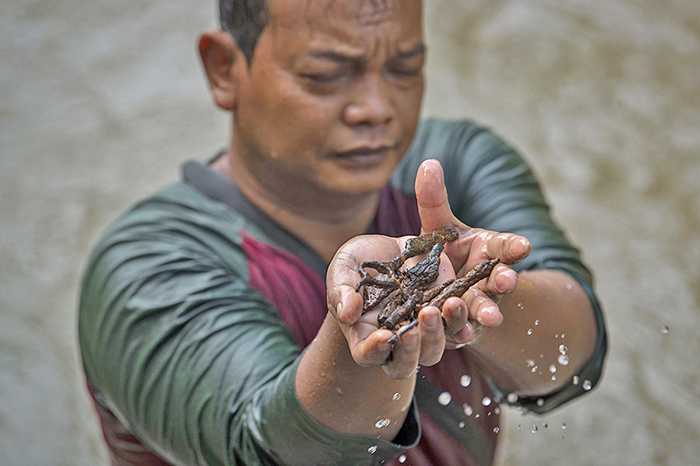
[198,29,244,111]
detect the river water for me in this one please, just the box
[2,0,699,464]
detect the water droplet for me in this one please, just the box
[530,365,538,373]
[561,333,565,338]
[493,427,500,433]
[532,425,538,434]
[555,334,559,338]
[474,414,480,419]
[551,375,557,381]
[583,380,592,391]
[482,396,492,406]
[401,405,408,412]
[460,374,472,387]
[375,418,391,429]
[463,404,473,416]
[558,354,570,366]
[562,423,567,430]
[549,364,557,373]
[459,421,465,428]
[526,359,535,367]
[494,407,501,415]
[399,454,407,463]
[566,283,573,290]
[393,392,401,401]
[527,328,533,335]
[572,376,580,385]
[438,391,452,405]
[507,393,519,403]
[661,325,669,334]
[368,445,378,454]
[534,320,540,326]
[559,345,568,354]
[543,423,548,429]
[536,398,544,407]
[517,302,524,309]
[539,354,544,359]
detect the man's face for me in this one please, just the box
[232,0,424,197]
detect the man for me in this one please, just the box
[79,0,606,465]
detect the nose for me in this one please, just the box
[342,74,395,127]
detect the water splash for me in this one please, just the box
[438,391,452,405]
[375,418,391,429]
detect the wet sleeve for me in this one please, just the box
[78,213,418,465]
[410,120,607,413]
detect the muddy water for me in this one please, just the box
[1,0,699,465]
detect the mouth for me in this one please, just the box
[332,143,399,168]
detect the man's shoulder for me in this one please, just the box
[90,181,249,259]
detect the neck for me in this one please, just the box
[213,152,381,263]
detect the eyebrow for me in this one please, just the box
[395,43,426,59]
[307,43,426,62]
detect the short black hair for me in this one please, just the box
[219,0,269,64]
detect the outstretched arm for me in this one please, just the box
[415,159,598,397]
[296,161,535,439]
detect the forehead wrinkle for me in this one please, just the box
[265,0,421,63]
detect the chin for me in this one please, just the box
[320,167,394,196]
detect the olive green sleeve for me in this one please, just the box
[78,186,419,466]
[397,119,607,413]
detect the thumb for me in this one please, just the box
[415,159,461,233]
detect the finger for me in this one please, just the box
[328,284,365,326]
[415,159,461,233]
[485,232,531,266]
[441,296,469,334]
[483,263,519,296]
[417,307,445,366]
[464,287,503,327]
[326,247,365,325]
[349,327,394,367]
[382,327,421,379]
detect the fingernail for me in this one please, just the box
[424,313,440,329]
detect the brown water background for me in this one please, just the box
[2,0,699,464]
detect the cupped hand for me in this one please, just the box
[327,234,457,379]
